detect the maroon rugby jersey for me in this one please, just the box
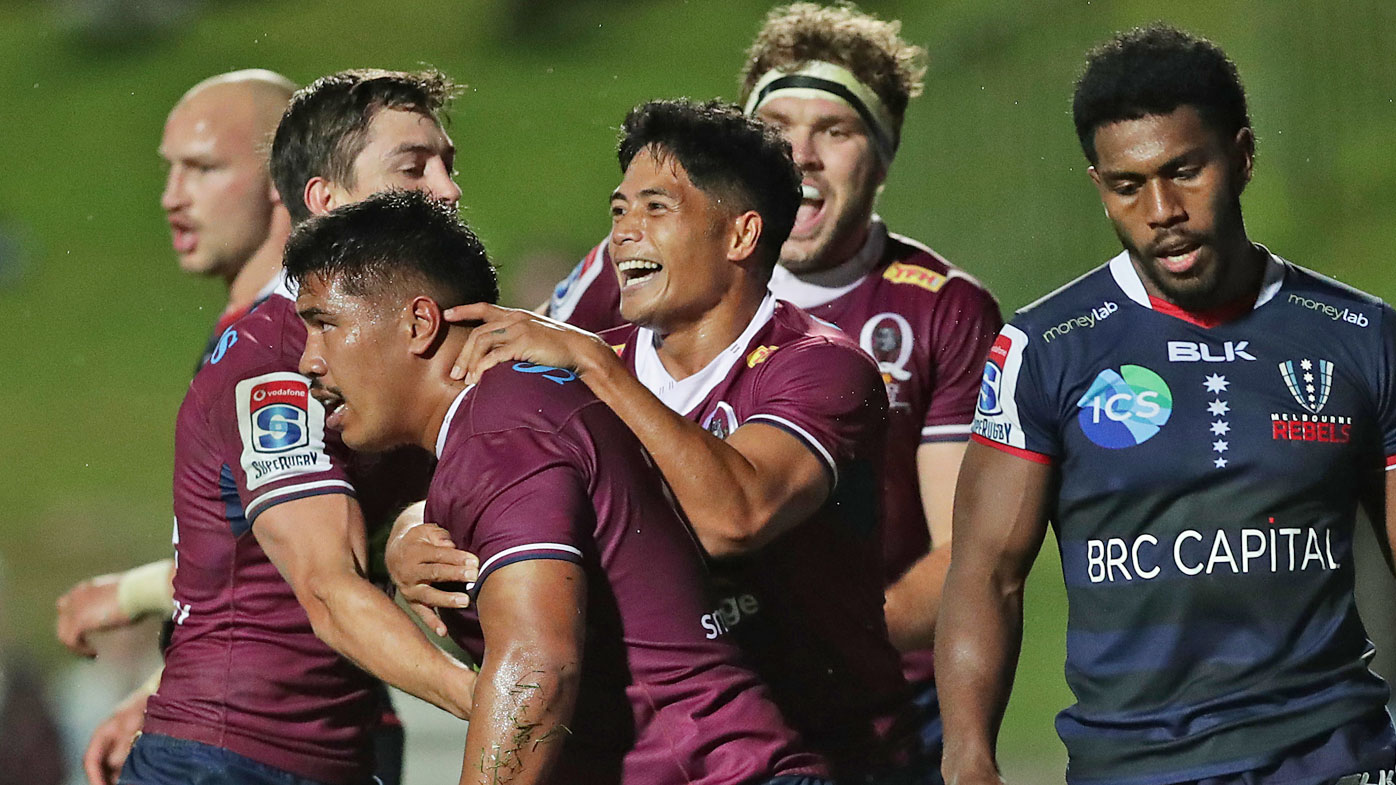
[602,296,913,778]
[428,362,824,785]
[769,221,1002,683]
[145,284,378,785]
[551,223,1002,686]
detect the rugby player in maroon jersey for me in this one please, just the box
[290,188,829,785]
[539,9,1002,771]
[115,70,470,785]
[398,99,926,781]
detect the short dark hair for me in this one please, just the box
[271,69,458,224]
[1072,25,1250,164]
[283,190,498,310]
[618,99,801,273]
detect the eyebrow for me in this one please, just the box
[612,186,676,201]
[297,306,329,321]
[1099,148,1204,180]
[390,142,454,158]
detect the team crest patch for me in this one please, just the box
[1076,365,1173,449]
[882,262,948,293]
[1279,358,1333,413]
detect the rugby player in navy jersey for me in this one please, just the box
[116,69,472,785]
[413,99,925,782]
[538,8,1002,769]
[938,25,1396,785]
[289,189,829,785]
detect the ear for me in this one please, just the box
[303,176,338,217]
[406,296,445,357]
[726,210,763,264]
[1232,127,1256,191]
[1087,165,1104,190]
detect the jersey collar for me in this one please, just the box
[1107,246,1285,324]
[633,293,778,416]
[434,385,475,458]
[767,217,887,309]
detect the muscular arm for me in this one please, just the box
[883,440,967,652]
[56,559,174,657]
[446,303,830,558]
[936,441,1052,785]
[253,493,476,719]
[462,559,585,785]
[1376,470,1396,575]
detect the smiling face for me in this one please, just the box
[1089,105,1255,310]
[324,107,461,211]
[159,84,281,278]
[608,146,747,330]
[296,272,413,452]
[754,95,884,274]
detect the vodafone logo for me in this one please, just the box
[251,383,309,406]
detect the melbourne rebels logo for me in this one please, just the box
[249,380,310,453]
[1279,358,1333,413]
[1076,365,1173,448]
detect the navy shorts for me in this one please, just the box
[1186,710,1396,785]
[118,733,378,785]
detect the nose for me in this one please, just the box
[425,159,461,207]
[1143,180,1187,229]
[786,128,820,172]
[299,332,327,380]
[611,206,641,245]
[161,165,187,213]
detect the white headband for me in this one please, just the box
[743,61,899,166]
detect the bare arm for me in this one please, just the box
[56,559,174,657]
[462,559,585,785]
[253,493,476,719]
[936,441,1052,785]
[445,303,830,558]
[883,440,966,652]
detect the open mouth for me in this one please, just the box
[169,220,197,254]
[791,183,825,236]
[1153,242,1203,275]
[616,259,663,291]
[312,389,347,429]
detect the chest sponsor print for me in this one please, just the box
[1076,365,1173,448]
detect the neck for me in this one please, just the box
[418,328,474,454]
[651,279,767,380]
[224,216,291,311]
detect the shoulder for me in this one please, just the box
[460,362,598,437]
[1010,257,1121,334]
[193,293,304,399]
[764,302,880,378]
[879,232,996,303]
[1273,256,1388,313]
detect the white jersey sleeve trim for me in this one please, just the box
[472,543,585,590]
[744,413,839,486]
[922,424,973,437]
[245,479,355,522]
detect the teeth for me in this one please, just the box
[617,260,661,274]
[801,184,822,201]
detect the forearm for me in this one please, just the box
[307,572,475,719]
[460,645,579,785]
[935,563,1024,782]
[883,544,951,652]
[578,348,789,554]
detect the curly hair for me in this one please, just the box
[270,68,458,224]
[739,2,926,123]
[619,99,801,274]
[1073,25,1250,164]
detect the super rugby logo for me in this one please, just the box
[1076,365,1172,448]
[249,380,310,453]
[977,333,1012,416]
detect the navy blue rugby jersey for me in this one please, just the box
[971,249,1396,785]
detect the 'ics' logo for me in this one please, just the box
[1076,365,1173,449]
[249,381,310,453]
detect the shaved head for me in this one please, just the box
[160,69,297,280]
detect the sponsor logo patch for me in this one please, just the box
[1076,365,1173,448]
[249,380,310,453]
[977,333,1013,416]
[1041,301,1117,343]
[882,262,947,293]
[1287,294,1370,327]
[1167,340,1256,363]
[746,345,779,368]
[210,329,238,365]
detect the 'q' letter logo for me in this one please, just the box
[1076,365,1172,448]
